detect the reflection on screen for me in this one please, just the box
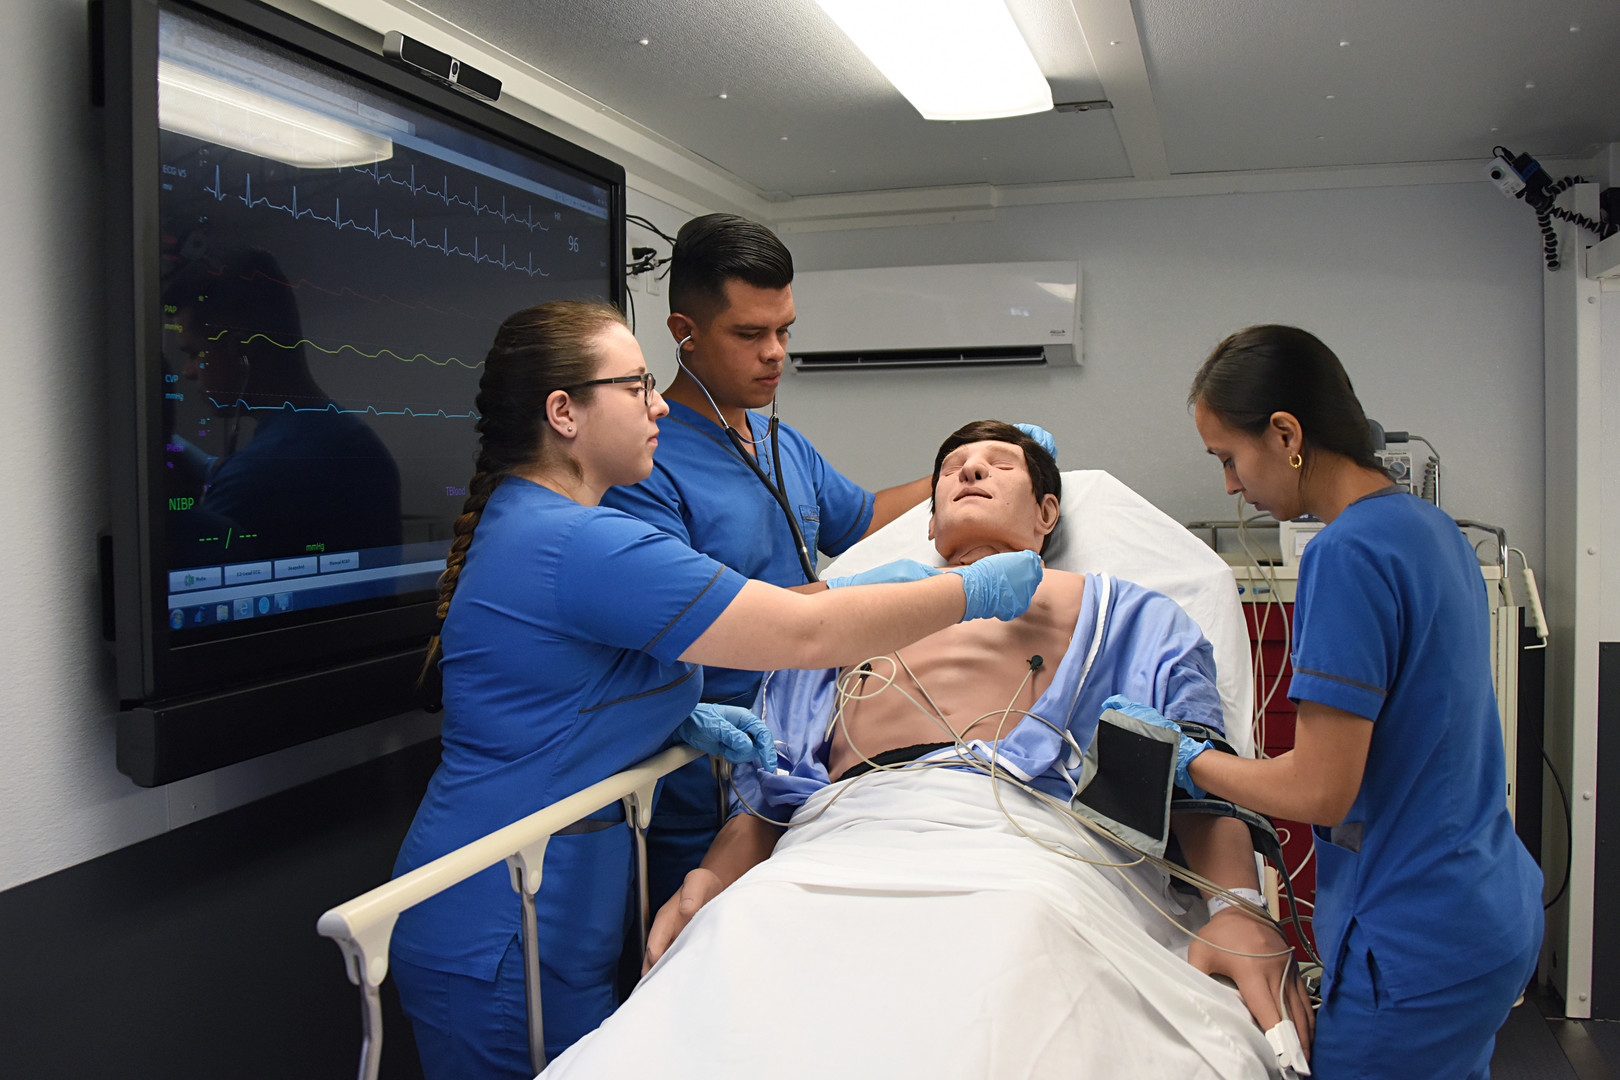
[156,8,614,641]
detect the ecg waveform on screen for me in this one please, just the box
[202,395,479,419]
[203,167,554,279]
[344,163,554,234]
[205,329,482,369]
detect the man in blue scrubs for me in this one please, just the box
[601,214,940,908]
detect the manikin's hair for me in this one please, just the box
[419,300,627,704]
[667,213,794,326]
[929,420,1062,555]
[1188,324,1384,474]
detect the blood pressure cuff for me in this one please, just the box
[1071,710,1239,859]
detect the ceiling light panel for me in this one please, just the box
[813,0,1053,121]
[159,60,393,168]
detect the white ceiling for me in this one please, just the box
[402,0,1620,201]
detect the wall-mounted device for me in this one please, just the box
[383,30,501,103]
[1487,146,1615,271]
[1369,420,1440,508]
[96,0,623,785]
[787,261,1082,371]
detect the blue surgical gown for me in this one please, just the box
[734,573,1224,816]
[390,478,745,1067]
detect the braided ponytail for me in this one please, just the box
[417,300,628,706]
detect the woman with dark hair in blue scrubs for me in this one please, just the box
[1165,324,1541,1078]
[387,299,1041,1078]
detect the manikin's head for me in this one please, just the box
[927,421,1061,566]
[666,214,795,411]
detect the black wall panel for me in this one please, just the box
[1594,642,1620,1020]
[0,740,437,1079]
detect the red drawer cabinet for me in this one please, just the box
[1241,600,1317,961]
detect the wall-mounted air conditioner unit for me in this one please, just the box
[788,261,1080,372]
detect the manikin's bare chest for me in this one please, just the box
[824,570,1086,779]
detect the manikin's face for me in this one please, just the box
[680,280,795,410]
[571,323,670,490]
[928,440,1059,564]
[1192,401,1304,520]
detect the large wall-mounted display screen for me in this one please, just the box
[157,7,613,643]
[101,0,625,782]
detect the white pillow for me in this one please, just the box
[824,470,1255,757]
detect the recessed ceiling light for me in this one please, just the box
[780,135,789,141]
[1570,25,1581,33]
[814,0,1054,120]
[638,37,649,46]
[1317,136,1325,141]
[1339,40,1350,47]
[718,92,728,100]
[1525,80,1536,89]
[1490,126,1500,132]
[1325,94,1336,100]
[1109,40,1120,46]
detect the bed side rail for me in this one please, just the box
[316,744,702,1080]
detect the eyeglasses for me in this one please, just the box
[564,372,657,404]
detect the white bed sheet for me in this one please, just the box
[542,768,1280,1079]
[823,469,1254,757]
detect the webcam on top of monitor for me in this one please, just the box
[384,31,502,103]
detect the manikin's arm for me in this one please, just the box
[863,476,933,538]
[642,813,781,974]
[1187,700,1371,825]
[1174,813,1313,1055]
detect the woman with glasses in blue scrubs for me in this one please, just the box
[1162,324,1540,1078]
[387,300,1041,1079]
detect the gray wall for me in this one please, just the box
[778,183,1547,574]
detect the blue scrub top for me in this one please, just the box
[600,399,875,709]
[1289,489,1541,1000]
[391,478,746,978]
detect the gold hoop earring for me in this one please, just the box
[1289,453,1303,469]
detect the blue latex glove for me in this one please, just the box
[675,704,778,772]
[945,550,1043,621]
[1101,694,1213,797]
[824,558,942,589]
[1015,423,1057,461]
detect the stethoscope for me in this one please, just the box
[675,335,818,583]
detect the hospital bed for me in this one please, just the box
[318,470,1283,1079]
